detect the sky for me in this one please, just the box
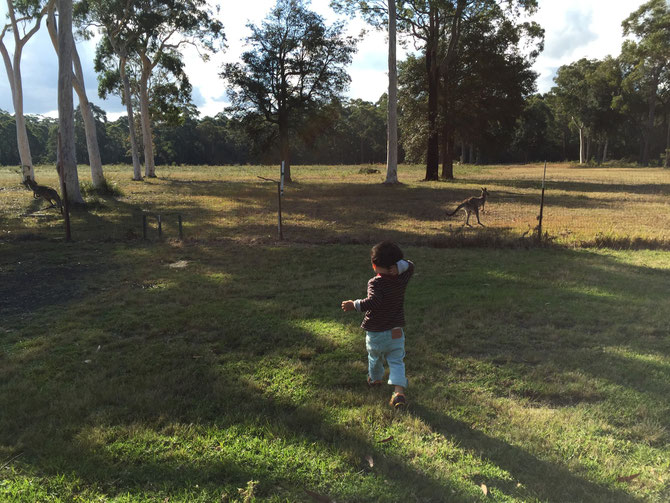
[0,0,649,120]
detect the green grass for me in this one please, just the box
[1,162,669,247]
[1,163,669,501]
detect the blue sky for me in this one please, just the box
[0,0,648,120]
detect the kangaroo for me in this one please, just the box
[446,187,489,227]
[24,176,63,213]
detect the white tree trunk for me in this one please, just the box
[13,74,34,178]
[47,6,105,188]
[57,0,83,203]
[139,61,156,178]
[120,57,143,181]
[0,0,49,181]
[578,127,584,164]
[384,0,398,184]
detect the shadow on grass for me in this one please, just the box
[411,404,636,503]
[0,248,468,500]
[465,177,670,196]
[2,242,667,501]
[5,176,669,251]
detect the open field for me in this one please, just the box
[1,163,669,502]
[1,163,669,247]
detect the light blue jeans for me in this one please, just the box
[365,328,408,388]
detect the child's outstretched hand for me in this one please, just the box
[341,300,355,312]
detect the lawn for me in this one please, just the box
[1,163,669,502]
[2,162,669,247]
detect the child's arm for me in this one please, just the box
[342,281,383,313]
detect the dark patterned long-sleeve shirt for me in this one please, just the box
[354,260,414,332]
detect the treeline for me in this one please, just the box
[0,99,389,167]
[2,77,667,170]
[2,1,668,171]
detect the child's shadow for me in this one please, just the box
[411,403,636,502]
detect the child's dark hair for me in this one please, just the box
[371,241,403,268]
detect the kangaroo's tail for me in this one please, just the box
[446,203,465,216]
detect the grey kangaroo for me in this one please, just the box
[446,187,489,227]
[24,176,63,213]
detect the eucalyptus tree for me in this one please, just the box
[551,59,600,163]
[103,0,223,178]
[0,0,53,180]
[76,0,142,179]
[586,57,623,163]
[395,0,450,180]
[222,0,356,182]
[397,1,540,173]
[330,0,399,183]
[438,0,541,177]
[57,0,83,203]
[621,0,670,166]
[395,0,539,180]
[46,1,105,187]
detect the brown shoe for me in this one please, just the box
[390,392,406,409]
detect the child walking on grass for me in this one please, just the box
[341,241,414,409]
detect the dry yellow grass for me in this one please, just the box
[1,162,668,247]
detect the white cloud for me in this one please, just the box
[0,0,654,117]
[531,0,647,93]
[184,0,395,116]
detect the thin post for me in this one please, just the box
[258,175,284,241]
[142,214,147,240]
[157,214,162,239]
[277,182,283,240]
[537,161,547,242]
[178,214,183,240]
[280,161,285,196]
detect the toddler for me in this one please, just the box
[341,241,414,408]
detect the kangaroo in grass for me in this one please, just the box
[24,176,63,213]
[446,187,489,227]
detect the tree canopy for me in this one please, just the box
[221,0,357,181]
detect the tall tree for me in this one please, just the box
[0,0,52,181]
[330,0,399,183]
[78,0,143,180]
[439,0,541,177]
[552,59,600,164]
[586,57,623,163]
[396,0,446,180]
[46,2,105,188]
[57,0,83,203]
[398,2,539,170]
[397,0,540,180]
[222,0,356,182]
[621,0,670,166]
[130,0,223,178]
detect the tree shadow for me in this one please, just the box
[410,403,637,503]
[6,176,669,250]
[466,177,670,196]
[2,242,665,500]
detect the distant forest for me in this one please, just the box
[2,83,668,168]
